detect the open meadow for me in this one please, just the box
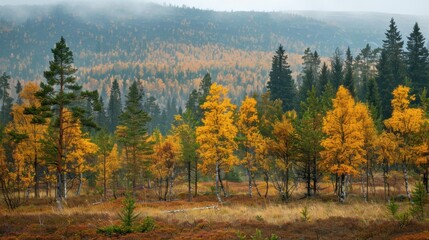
[1,180,428,240]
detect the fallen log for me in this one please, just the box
[162,205,219,213]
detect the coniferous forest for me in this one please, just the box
[1,2,429,239]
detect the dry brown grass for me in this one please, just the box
[0,180,428,239]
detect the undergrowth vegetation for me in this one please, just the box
[1,182,428,239]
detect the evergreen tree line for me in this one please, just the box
[270,18,429,123]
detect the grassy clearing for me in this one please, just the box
[0,181,428,239]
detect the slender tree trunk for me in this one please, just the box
[188,161,192,201]
[285,159,289,200]
[132,151,136,196]
[215,161,222,203]
[383,160,389,202]
[76,172,83,196]
[56,100,65,209]
[164,177,169,201]
[334,174,338,195]
[103,154,107,199]
[56,171,63,210]
[194,158,198,197]
[366,154,369,201]
[264,172,269,198]
[361,173,366,200]
[251,172,262,197]
[64,172,68,199]
[370,168,376,196]
[169,173,174,201]
[339,174,346,203]
[247,168,252,197]
[402,160,412,202]
[34,153,39,198]
[306,157,311,197]
[218,167,227,197]
[311,155,317,196]
[423,166,429,193]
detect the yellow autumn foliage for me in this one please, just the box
[196,83,238,175]
[320,86,365,176]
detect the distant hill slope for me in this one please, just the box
[0,3,427,107]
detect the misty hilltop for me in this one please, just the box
[0,2,428,107]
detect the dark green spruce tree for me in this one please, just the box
[0,72,13,126]
[117,81,152,195]
[377,18,407,119]
[406,22,429,99]
[296,87,324,197]
[366,77,382,129]
[108,79,122,133]
[143,96,160,134]
[355,44,379,100]
[318,62,330,95]
[343,47,355,96]
[15,80,23,105]
[267,44,296,111]
[96,96,108,130]
[331,48,343,90]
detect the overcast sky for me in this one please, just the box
[1,0,428,16]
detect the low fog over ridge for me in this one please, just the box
[1,0,428,16]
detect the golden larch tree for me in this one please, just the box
[150,131,181,201]
[320,86,365,202]
[355,102,377,200]
[375,131,399,201]
[268,111,296,201]
[196,83,238,203]
[384,85,425,201]
[237,96,262,198]
[6,82,48,198]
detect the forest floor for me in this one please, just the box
[0,181,429,239]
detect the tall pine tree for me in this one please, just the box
[406,22,429,98]
[0,72,13,126]
[116,81,152,194]
[27,37,97,209]
[377,18,407,119]
[267,45,296,111]
[108,79,122,133]
[343,47,355,96]
[331,48,343,90]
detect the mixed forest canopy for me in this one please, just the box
[1,2,429,218]
[1,3,429,113]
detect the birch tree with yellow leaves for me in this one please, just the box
[320,86,365,202]
[268,112,297,201]
[375,131,399,201]
[355,102,377,201]
[196,83,238,203]
[7,82,48,199]
[237,96,263,198]
[151,131,181,201]
[384,85,425,201]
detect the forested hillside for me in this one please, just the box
[1,3,427,110]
